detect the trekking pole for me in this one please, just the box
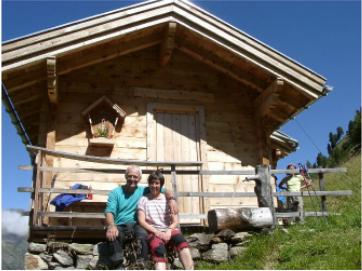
[298,163,328,224]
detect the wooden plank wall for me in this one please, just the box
[47,46,263,224]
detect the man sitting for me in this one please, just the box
[105,165,177,269]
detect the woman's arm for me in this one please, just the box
[138,209,156,234]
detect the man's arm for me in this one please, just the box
[105,213,118,241]
[163,188,179,215]
[278,177,288,190]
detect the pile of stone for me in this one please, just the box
[25,241,110,270]
[184,230,252,265]
[25,229,253,270]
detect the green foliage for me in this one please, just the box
[313,108,361,168]
[348,109,361,149]
[197,155,361,270]
[96,127,109,137]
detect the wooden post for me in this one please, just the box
[255,165,276,228]
[318,173,327,213]
[33,151,43,226]
[171,164,177,201]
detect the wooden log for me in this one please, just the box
[208,207,273,232]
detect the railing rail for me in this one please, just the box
[21,145,351,230]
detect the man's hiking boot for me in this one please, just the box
[115,263,125,270]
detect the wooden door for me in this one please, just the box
[148,105,203,224]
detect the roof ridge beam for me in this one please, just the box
[159,22,177,66]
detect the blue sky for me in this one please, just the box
[2,0,361,210]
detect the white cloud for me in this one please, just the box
[2,210,29,236]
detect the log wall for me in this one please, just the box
[45,46,266,224]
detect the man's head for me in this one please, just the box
[125,166,142,190]
[287,163,297,175]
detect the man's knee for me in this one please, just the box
[134,224,148,239]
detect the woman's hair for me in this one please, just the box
[147,170,165,187]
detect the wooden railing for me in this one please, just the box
[19,145,352,230]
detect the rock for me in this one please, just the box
[216,229,235,242]
[233,240,250,247]
[76,255,93,269]
[39,253,53,264]
[48,261,61,269]
[172,257,184,269]
[53,250,74,266]
[202,243,229,263]
[24,253,49,270]
[89,256,99,269]
[47,242,69,253]
[229,246,247,257]
[210,236,223,244]
[188,233,213,251]
[54,266,75,270]
[185,236,198,243]
[93,242,110,256]
[190,247,201,260]
[69,243,93,255]
[230,232,252,243]
[281,228,289,234]
[28,242,47,254]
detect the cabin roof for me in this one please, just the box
[2,0,325,154]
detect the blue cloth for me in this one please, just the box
[50,184,88,211]
[276,179,286,204]
[105,185,165,225]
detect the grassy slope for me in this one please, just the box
[197,155,361,270]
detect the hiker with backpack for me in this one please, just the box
[278,164,312,222]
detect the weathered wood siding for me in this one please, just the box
[47,46,263,224]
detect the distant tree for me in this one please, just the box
[306,160,313,168]
[327,143,333,156]
[348,109,361,149]
[316,152,328,168]
[336,126,344,140]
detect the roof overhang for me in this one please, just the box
[270,130,299,158]
[2,0,328,146]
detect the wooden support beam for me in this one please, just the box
[47,56,57,104]
[255,78,284,118]
[159,22,177,66]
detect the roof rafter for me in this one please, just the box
[255,78,284,118]
[178,45,264,93]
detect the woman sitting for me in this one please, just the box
[137,171,194,270]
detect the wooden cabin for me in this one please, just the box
[2,0,328,240]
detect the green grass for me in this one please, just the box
[197,155,361,270]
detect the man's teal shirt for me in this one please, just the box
[105,185,164,225]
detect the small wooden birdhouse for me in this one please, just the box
[81,96,126,147]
